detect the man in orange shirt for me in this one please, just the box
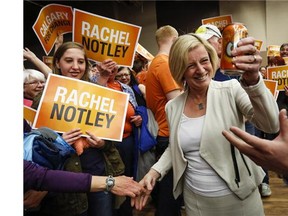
[145,25,182,216]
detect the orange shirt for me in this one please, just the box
[146,54,180,137]
[107,81,135,138]
[136,70,148,86]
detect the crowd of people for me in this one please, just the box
[23,22,287,216]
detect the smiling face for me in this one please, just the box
[56,48,86,80]
[280,44,288,57]
[115,67,131,85]
[183,45,213,92]
[24,80,45,99]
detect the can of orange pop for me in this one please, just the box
[220,23,248,76]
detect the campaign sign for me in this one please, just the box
[33,74,129,141]
[33,4,73,55]
[73,9,142,67]
[264,79,278,98]
[202,15,233,32]
[254,40,263,51]
[24,106,37,127]
[267,65,288,91]
[136,43,154,61]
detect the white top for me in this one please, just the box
[179,113,232,197]
[152,77,277,200]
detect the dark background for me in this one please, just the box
[24,0,219,68]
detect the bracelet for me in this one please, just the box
[105,175,115,194]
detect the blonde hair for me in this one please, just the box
[155,25,178,46]
[169,33,218,89]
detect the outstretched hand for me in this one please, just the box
[23,47,37,62]
[222,109,288,174]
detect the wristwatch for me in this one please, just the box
[105,175,115,193]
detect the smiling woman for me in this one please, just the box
[23,69,46,107]
[133,33,279,216]
[52,41,90,81]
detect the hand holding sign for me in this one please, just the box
[62,128,83,145]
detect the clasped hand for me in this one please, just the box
[131,168,161,210]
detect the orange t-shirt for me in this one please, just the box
[136,70,148,86]
[107,81,135,138]
[146,54,180,137]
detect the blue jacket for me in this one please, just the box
[24,127,76,170]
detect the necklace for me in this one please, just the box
[189,94,207,110]
[197,103,204,110]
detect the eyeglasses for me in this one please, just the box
[25,81,45,86]
[115,73,130,79]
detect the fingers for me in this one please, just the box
[131,197,135,207]
[227,126,265,150]
[62,128,82,145]
[132,193,149,210]
[231,38,262,73]
[130,115,142,127]
[222,128,255,153]
[236,37,256,47]
[85,131,105,148]
[97,59,118,77]
[279,109,288,139]
[223,126,271,159]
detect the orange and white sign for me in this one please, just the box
[264,79,278,98]
[267,45,280,57]
[73,9,141,67]
[24,106,37,126]
[266,65,288,91]
[136,44,154,61]
[33,74,129,141]
[254,40,263,51]
[33,4,73,55]
[202,15,233,32]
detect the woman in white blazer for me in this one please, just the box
[132,34,279,216]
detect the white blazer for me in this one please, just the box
[152,76,279,200]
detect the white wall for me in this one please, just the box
[266,1,288,46]
[219,0,288,66]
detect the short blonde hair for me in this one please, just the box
[169,33,218,89]
[155,25,178,46]
[23,69,46,84]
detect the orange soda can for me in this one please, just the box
[220,23,248,75]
